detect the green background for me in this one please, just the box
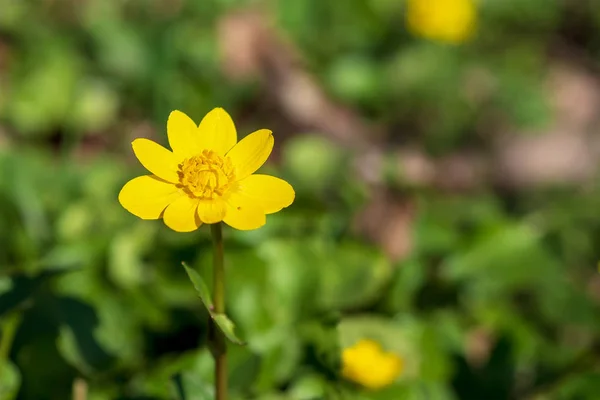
[1,0,600,399]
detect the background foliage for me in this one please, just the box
[1,0,600,399]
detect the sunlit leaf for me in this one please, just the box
[182,262,214,311]
[213,314,245,345]
[182,262,244,345]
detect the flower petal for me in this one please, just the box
[223,192,266,230]
[118,175,181,220]
[196,198,227,224]
[163,195,202,232]
[197,108,237,155]
[226,129,273,181]
[132,138,181,183]
[235,174,295,214]
[167,110,202,157]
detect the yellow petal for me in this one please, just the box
[196,198,227,224]
[226,129,273,181]
[235,174,294,214]
[118,175,181,219]
[197,108,237,155]
[132,138,181,183]
[163,195,202,232]
[223,192,266,230]
[167,110,202,157]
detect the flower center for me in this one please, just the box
[178,150,236,199]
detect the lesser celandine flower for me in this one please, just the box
[342,339,404,390]
[119,108,295,232]
[119,107,294,400]
[406,0,477,44]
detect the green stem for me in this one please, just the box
[210,223,227,400]
[72,377,88,400]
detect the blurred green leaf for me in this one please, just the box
[128,349,213,399]
[0,360,20,400]
[301,318,342,375]
[69,81,119,133]
[327,55,382,103]
[319,241,392,311]
[288,373,327,399]
[442,222,550,298]
[56,297,115,374]
[7,43,82,135]
[283,134,347,193]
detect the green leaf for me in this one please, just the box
[182,262,245,345]
[283,134,347,193]
[213,314,245,345]
[0,360,20,400]
[182,262,213,311]
[56,297,115,373]
[301,320,341,374]
[288,373,327,399]
[128,349,213,399]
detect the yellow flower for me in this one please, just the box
[342,339,404,390]
[406,0,477,44]
[118,108,295,232]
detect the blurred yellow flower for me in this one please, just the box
[342,339,404,390]
[406,0,477,44]
[119,108,294,232]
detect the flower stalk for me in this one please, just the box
[210,222,227,400]
[72,378,88,400]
